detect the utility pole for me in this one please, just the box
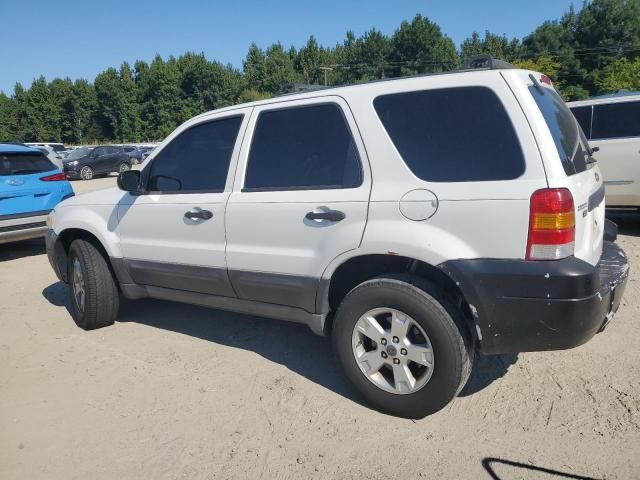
[319,66,333,86]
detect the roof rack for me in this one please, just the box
[461,55,514,71]
[275,83,328,97]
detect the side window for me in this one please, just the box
[244,103,362,190]
[591,101,640,140]
[93,147,106,157]
[373,86,525,182]
[570,105,592,138]
[146,116,243,193]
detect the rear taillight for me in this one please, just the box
[40,173,67,181]
[526,188,575,260]
[540,74,553,87]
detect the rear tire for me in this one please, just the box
[67,239,119,330]
[118,162,131,173]
[333,274,473,418]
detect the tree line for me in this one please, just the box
[1,0,639,144]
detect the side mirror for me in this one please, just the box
[117,170,141,193]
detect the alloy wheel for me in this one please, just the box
[351,308,434,394]
[72,257,86,312]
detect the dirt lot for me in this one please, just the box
[1,175,639,480]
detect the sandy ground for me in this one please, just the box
[1,175,639,480]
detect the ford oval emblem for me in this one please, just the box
[595,172,600,182]
[5,178,24,186]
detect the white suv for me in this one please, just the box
[46,63,629,418]
[568,92,640,207]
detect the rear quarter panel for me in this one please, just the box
[324,70,547,272]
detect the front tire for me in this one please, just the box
[333,275,472,418]
[80,166,94,180]
[67,239,119,330]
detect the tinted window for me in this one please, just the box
[591,101,640,140]
[529,87,587,176]
[244,104,362,190]
[146,116,242,192]
[374,87,525,182]
[123,146,135,152]
[93,147,106,157]
[0,152,55,176]
[51,144,65,152]
[570,105,592,138]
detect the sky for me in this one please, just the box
[0,0,578,94]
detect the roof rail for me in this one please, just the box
[275,83,328,97]
[461,55,514,70]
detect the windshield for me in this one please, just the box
[65,147,93,160]
[529,86,588,176]
[0,153,56,176]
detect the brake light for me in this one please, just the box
[40,173,67,181]
[540,74,553,87]
[526,188,575,260]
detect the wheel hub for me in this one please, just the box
[352,307,434,395]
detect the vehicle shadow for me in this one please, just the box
[606,209,640,237]
[459,353,518,397]
[41,283,518,410]
[482,457,600,479]
[0,238,46,262]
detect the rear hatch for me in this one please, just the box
[0,152,66,216]
[511,71,604,266]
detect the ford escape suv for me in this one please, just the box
[46,61,629,418]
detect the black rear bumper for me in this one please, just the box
[439,241,629,355]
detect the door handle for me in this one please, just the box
[184,208,213,220]
[305,209,346,222]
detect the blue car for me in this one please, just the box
[1,144,74,244]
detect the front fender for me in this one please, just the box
[54,204,123,258]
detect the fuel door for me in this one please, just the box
[399,189,438,221]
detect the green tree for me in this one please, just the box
[0,92,16,141]
[389,14,459,75]
[461,31,522,62]
[243,43,267,91]
[263,43,301,93]
[598,57,640,92]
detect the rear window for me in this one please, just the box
[373,86,525,182]
[0,152,56,176]
[529,87,587,176]
[591,101,640,140]
[570,105,592,138]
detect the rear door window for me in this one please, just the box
[244,103,362,190]
[529,86,587,176]
[570,105,592,138]
[591,101,640,140]
[373,86,525,182]
[0,153,55,176]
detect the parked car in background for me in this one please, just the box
[45,61,628,418]
[122,145,143,164]
[568,91,640,208]
[139,146,155,161]
[63,145,131,180]
[1,144,73,244]
[33,146,64,170]
[25,142,66,153]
